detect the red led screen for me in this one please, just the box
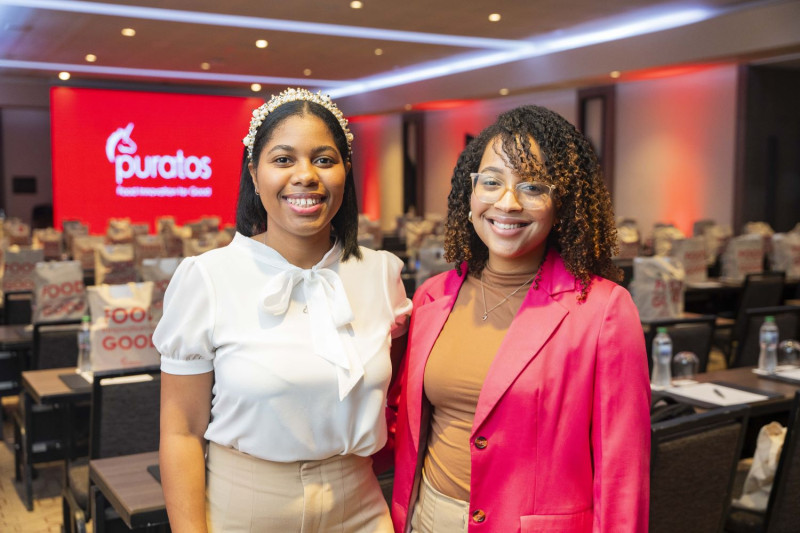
[51,87,264,233]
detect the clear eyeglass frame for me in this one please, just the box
[470,172,554,209]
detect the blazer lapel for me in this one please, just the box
[473,250,572,432]
[407,272,465,447]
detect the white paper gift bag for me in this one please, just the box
[2,246,45,292]
[733,421,786,511]
[134,234,166,268]
[72,235,105,272]
[33,228,64,261]
[32,260,87,323]
[770,232,800,277]
[86,282,158,371]
[630,256,685,320]
[722,234,764,280]
[670,237,708,283]
[140,257,181,325]
[95,244,136,285]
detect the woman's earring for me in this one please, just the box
[468,211,473,223]
[254,187,260,196]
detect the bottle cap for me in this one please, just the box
[765,315,775,323]
[81,315,91,323]
[656,326,668,333]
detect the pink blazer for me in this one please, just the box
[391,250,651,533]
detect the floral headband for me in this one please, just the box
[242,87,353,160]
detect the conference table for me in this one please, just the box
[90,451,168,530]
[17,366,90,511]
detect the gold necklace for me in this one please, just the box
[478,253,547,321]
[479,274,535,321]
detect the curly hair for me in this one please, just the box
[444,105,620,300]
[235,99,361,262]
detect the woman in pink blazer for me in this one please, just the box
[391,106,650,533]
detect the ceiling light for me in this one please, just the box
[84,54,97,63]
[58,71,71,80]
[121,27,135,37]
[488,13,501,22]
[499,88,509,95]
[255,39,268,48]
[404,104,413,111]
[250,83,262,92]
[374,48,383,56]
[350,1,363,9]
[0,59,349,87]
[303,68,312,76]
[610,70,621,78]
[200,62,211,70]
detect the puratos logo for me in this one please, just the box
[106,123,212,185]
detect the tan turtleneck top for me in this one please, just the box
[422,265,536,501]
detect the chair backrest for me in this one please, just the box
[650,405,749,533]
[31,320,82,369]
[644,315,716,375]
[764,391,800,533]
[732,272,786,340]
[731,305,800,368]
[89,366,161,460]
[3,290,33,325]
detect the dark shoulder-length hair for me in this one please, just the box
[444,105,620,299]
[235,99,361,261]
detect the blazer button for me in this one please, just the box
[474,436,488,449]
[472,509,486,523]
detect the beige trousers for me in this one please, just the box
[410,472,469,533]
[206,442,392,532]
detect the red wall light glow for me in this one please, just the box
[51,87,263,233]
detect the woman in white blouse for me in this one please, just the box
[155,88,411,532]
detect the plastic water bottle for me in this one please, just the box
[758,316,779,374]
[651,327,672,388]
[76,315,92,374]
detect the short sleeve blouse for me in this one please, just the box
[153,233,412,462]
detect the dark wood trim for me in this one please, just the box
[577,85,616,197]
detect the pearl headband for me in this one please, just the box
[242,87,354,161]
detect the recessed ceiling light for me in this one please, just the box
[121,28,136,37]
[85,54,97,63]
[610,70,622,78]
[374,48,383,56]
[58,71,71,80]
[200,62,211,70]
[250,83,262,92]
[350,1,363,9]
[303,68,312,76]
[499,88,509,95]
[255,39,268,48]
[488,13,501,22]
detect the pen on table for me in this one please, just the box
[713,387,726,399]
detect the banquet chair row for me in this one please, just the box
[728,306,800,368]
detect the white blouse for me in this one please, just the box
[153,232,412,462]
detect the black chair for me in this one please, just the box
[31,320,82,369]
[3,290,33,325]
[650,405,749,533]
[729,306,800,368]
[644,315,717,376]
[62,366,161,533]
[716,272,786,363]
[726,391,800,532]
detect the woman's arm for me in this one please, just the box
[159,371,213,533]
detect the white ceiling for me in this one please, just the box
[1,0,799,115]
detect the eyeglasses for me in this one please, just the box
[470,173,554,209]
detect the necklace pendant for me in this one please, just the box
[481,313,489,321]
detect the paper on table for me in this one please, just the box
[666,383,770,406]
[753,366,800,383]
